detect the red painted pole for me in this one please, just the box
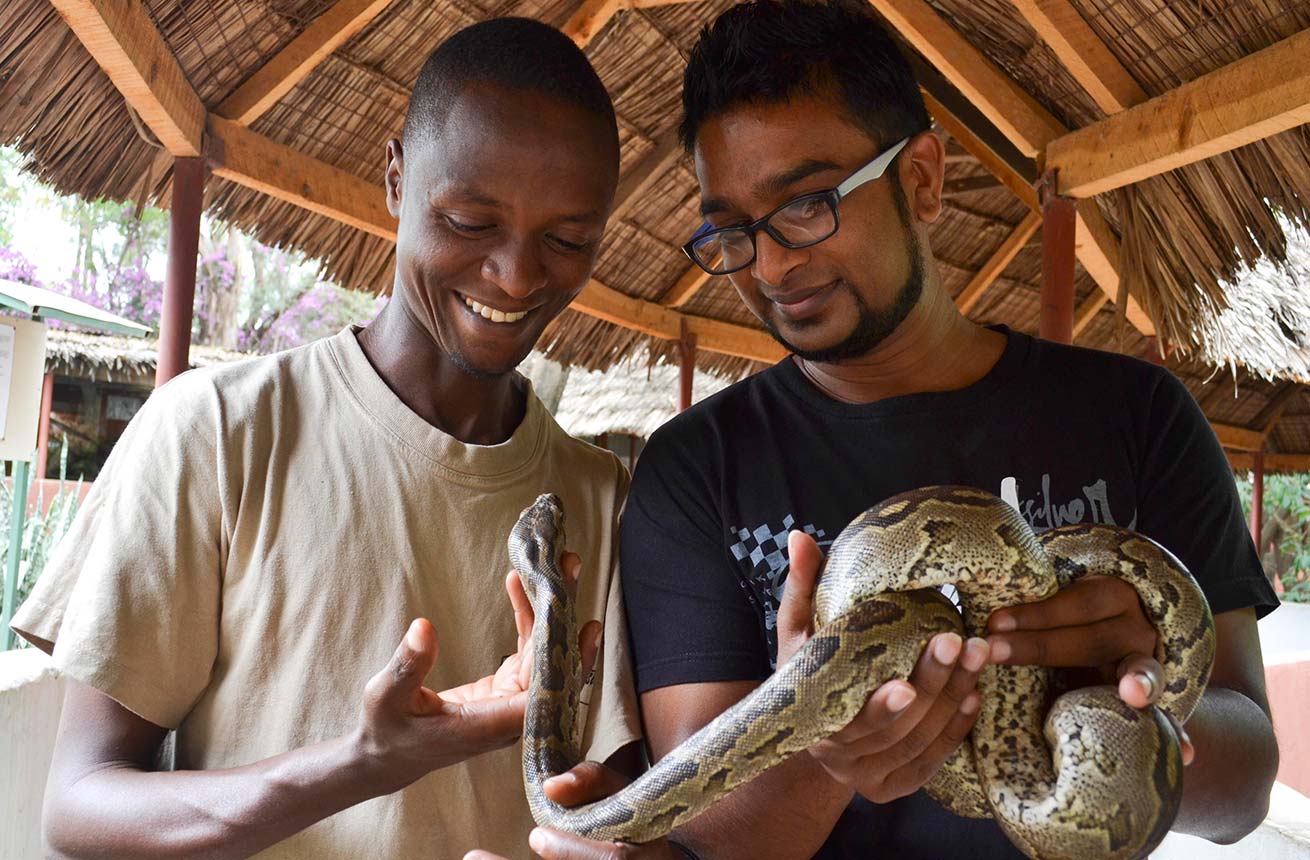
[1038,171,1076,345]
[34,371,54,479]
[678,318,697,413]
[156,157,205,387]
[1144,336,1168,366]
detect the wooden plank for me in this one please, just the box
[612,128,682,221]
[562,0,623,46]
[1255,382,1302,436]
[955,210,1040,314]
[48,0,206,156]
[661,266,712,309]
[1212,421,1266,452]
[1227,451,1310,474]
[918,86,1039,210]
[1074,200,1154,335]
[215,0,399,125]
[1010,0,1147,114]
[1048,28,1310,197]
[206,115,397,240]
[572,280,785,362]
[1070,291,1107,338]
[942,175,1002,197]
[870,0,1067,157]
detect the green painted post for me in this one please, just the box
[2,459,31,651]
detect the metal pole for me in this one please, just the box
[35,371,54,480]
[3,460,31,650]
[156,157,206,387]
[678,318,697,413]
[1037,171,1076,345]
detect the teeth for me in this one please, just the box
[463,296,528,323]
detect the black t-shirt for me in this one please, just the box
[620,327,1278,859]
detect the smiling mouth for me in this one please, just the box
[462,295,530,324]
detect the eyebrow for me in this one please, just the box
[435,186,604,224]
[700,158,846,217]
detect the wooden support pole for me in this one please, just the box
[1143,335,1168,366]
[1038,172,1076,344]
[678,317,697,412]
[156,157,205,387]
[35,372,55,480]
[1249,449,1265,548]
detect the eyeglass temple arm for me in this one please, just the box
[835,137,911,199]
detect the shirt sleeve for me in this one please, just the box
[620,418,770,694]
[1133,369,1279,619]
[11,372,227,728]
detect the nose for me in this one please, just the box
[750,230,807,290]
[481,237,549,300]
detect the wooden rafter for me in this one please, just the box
[1009,0,1147,114]
[1254,382,1302,437]
[1048,28,1310,197]
[1070,291,1107,338]
[49,0,205,156]
[612,128,682,221]
[1212,422,1266,452]
[661,266,712,309]
[1228,451,1310,474]
[870,0,1066,157]
[955,210,1041,314]
[942,175,1002,197]
[215,0,399,126]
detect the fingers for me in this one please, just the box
[562,551,583,598]
[542,760,633,806]
[878,691,982,798]
[988,575,1137,633]
[458,689,529,748]
[369,619,440,713]
[506,571,535,651]
[1115,653,1166,708]
[578,619,603,682]
[463,852,509,860]
[777,530,822,665]
[529,828,662,860]
[988,612,1156,668]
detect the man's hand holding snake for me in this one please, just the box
[985,574,1194,764]
[778,530,992,804]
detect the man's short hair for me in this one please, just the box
[403,17,618,151]
[680,0,931,151]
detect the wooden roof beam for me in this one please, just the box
[1212,421,1267,452]
[215,0,399,126]
[1071,291,1107,339]
[955,210,1041,314]
[870,0,1066,157]
[1254,382,1302,437]
[1048,28,1310,197]
[49,0,206,156]
[661,266,711,309]
[1227,451,1310,474]
[1010,0,1147,114]
[612,128,682,221]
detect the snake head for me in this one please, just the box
[510,494,568,593]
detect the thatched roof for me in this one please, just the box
[44,328,251,384]
[3,0,1310,463]
[553,353,733,438]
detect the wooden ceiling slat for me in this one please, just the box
[215,0,400,126]
[956,210,1040,314]
[612,127,681,221]
[660,265,710,309]
[1213,421,1266,451]
[1048,28,1310,198]
[1010,0,1147,115]
[1070,291,1107,339]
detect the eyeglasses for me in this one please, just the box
[681,136,911,276]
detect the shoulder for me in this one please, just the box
[1016,331,1184,411]
[538,401,631,493]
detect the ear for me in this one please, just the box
[900,130,945,226]
[385,139,404,219]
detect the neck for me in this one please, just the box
[357,296,526,445]
[795,281,1006,404]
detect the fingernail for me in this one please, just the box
[529,829,546,852]
[961,692,980,716]
[989,639,1011,662]
[1135,672,1155,700]
[933,633,963,665]
[991,614,1016,632]
[544,771,577,787]
[406,620,423,651]
[887,685,916,712]
[962,638,989,672]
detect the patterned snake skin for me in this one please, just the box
[510,486,1216,860]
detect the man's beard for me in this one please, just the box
[760,182,926,363]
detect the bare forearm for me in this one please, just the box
[1173,687,1279,843]
[672,752,852,860]
[46,732,380,860]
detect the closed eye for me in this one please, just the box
[443,215,494,234]
[548,234,591,253]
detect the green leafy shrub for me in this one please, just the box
[1236,471,1310,603]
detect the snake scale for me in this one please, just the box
[510,485,1216,860]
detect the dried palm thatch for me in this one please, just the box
[1,0,1309,389]
[44,328,251,384]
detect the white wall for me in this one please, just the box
[1,648,65,860]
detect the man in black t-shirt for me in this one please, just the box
[486,3,1281,859]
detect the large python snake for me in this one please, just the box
[510,485,1216,860]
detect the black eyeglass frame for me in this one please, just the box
[680,136,913,276]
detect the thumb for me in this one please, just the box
[542,760,632,807]
[777,530,822,665]
[376,618,440,712]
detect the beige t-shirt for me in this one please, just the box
[13,327,640,859]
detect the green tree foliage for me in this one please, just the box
[1236,472,1310,602]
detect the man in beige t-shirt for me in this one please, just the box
[11,18,639,860]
